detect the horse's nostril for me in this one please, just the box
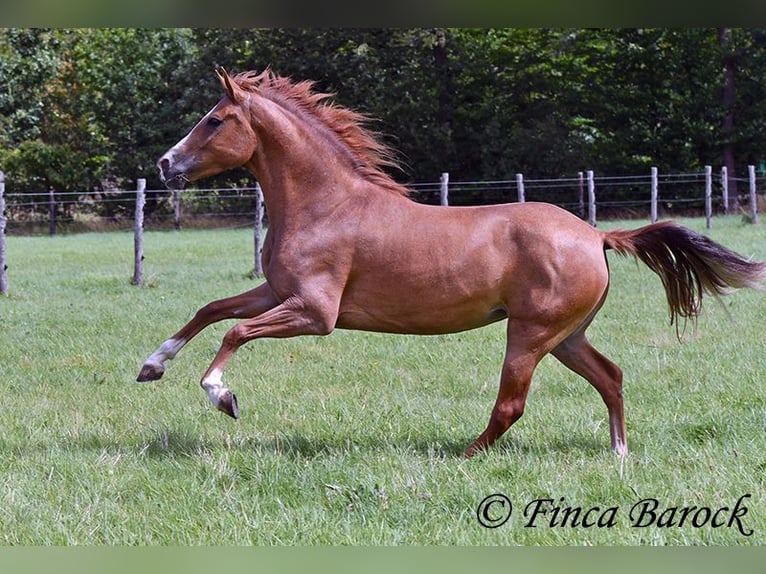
[158,157,170,174]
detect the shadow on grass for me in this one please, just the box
[0,418,609,468]
[4,426,609,461]
[133,427,474,460]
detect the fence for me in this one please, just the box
[0,171,6,295]
[414,167,761,224]
[0,166,763,293]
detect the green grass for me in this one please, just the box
[0,216,764,545]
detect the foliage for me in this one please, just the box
[2,28,766,207]
[0,28,194,216]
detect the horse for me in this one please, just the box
[138,68,766,457]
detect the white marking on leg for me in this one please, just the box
[144,338,186,370]
[201,367,227,408]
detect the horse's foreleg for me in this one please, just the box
[137,283,278,382]
[464,337,543,458]
[552,333,627,456]
[199,296,337,418]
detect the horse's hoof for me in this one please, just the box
[463,441,488,459]
[217,390,240,419]
[137,363,164,382]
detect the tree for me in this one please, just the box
[4,28,766,220]
[719,27,739,210]
[0,28,197,220]
[0,29,66,196]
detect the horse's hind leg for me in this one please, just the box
[137,282,278,382]
[552,332,627,456]
[464,325,547,458]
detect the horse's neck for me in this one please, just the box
[246,149,357,229]
[246,94,396,229]
[244,119,344,225]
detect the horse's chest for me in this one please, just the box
[263,232,355,301]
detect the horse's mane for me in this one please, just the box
[232,69,410,197]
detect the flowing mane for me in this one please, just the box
[231,69,410,196]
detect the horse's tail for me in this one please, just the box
[603,221,766,326]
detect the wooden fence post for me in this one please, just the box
[516,173,525,203]
[721,166,729,215]
[0,171,7,295]
[254,183,265,276]
[748,164,759,224]
[439,172,449,206]
[173,189,182,230]
[705,165,712,230]
[650,166,658,223]
[587,170,596,227]
[48,187,56,236]
[132,179,146,286]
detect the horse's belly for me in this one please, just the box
[336,305,507,335]
[335,275,508,335]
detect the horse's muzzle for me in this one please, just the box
[157,157,189,190]
[163,173,189,190]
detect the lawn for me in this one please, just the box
[0,216,764,545]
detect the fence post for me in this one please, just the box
[516,173,525,203]
[0,171,7,295]
[132,179,146,286]
[587,170,596,227]
[705,165,712,230]
[650,166,658,223]
[173,189,182,230]
[748,164,759,224]
[578,171,585,219]
[48,187,56,236]
[721,166,728,215]
[439,172,449,206]
[254,183,265,277]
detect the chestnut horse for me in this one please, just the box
[138,68,766,457]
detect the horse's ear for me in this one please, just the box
[216,67,242,104]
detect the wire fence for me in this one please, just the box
[0,186,263,235]
[410,167,762,222]
[1,166,763,237]
[1,166,764,294]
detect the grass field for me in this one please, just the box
[0,215,764,545]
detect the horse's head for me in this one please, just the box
[157,68,256,190]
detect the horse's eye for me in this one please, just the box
[207,117,223,128]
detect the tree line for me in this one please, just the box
[1,28,765,214]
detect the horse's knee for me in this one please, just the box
[493,399,525,429]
